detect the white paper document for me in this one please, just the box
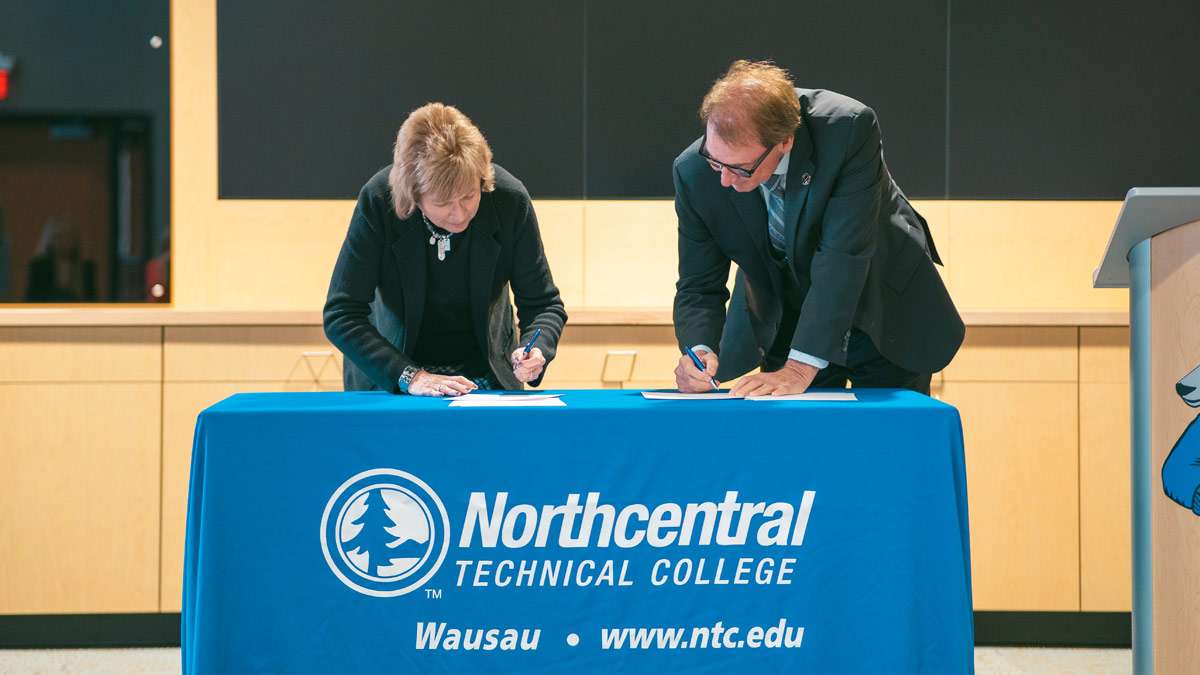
[454,393,562,402]
[640,391,857,401]
[449,394,566,407]
[746,392,858,401]
[640,391,742,400]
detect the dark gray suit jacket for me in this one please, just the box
[324,164,567,392]
[673,89,964,378]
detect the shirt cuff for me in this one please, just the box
[788,349,829,370]
[692,344,714,355]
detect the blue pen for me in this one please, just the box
[522,327,542,355]
[684,345,719,391]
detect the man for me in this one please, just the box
[673,60,963,396]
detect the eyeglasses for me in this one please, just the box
[698,135,773,178]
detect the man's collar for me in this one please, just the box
[774,149,790,176]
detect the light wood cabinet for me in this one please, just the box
[939,326,1081,610]
[941,326,1077,382]
[0,383,161,614]
[159,381,335,611]
[941,380,1081,610]
[536,325,681,389]
[0,327,162,614]
[0,327,160,382]
[0,319,1138,620]
[158,328,342,611]
[1079,329,1131,611]
[164,326,341,385]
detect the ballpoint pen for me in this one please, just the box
[684,345,718,391]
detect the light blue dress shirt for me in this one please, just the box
[693,148,829,371]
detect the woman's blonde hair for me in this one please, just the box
[700,60,801,148]
[389,103,495,219]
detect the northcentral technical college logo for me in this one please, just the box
[321,469,450,597]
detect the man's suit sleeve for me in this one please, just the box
[791,108,886,365]
[672,164,731,353]
[323,190,415,392]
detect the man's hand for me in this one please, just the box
[511,347,547,383]
[730,360,818,397]
[408,371,478,397]
[675,349,720,392]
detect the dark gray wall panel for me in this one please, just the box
[585,0,948,198]
[217,1,585,199]
[0,4,166,112]
[217,0,1198,200]
[0,1,170,233]
[949,0,1200,199]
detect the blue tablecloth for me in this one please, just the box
[182,389,973,674]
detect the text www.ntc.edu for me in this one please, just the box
[414,619,803,651]
[600,619,803,650]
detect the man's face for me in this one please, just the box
[703,123,793,192]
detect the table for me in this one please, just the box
[182,389,974,673]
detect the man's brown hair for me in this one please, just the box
[700,60,801,148]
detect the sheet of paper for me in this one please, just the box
[746,392,858,401]
[453,393,562,402]
[640,391,743,400]
[448,397,566,407]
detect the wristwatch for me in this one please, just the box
[398,365,421,394]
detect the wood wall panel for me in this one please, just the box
[533,201,586,310]
[945,202,1127,312]
[582,201,678,308]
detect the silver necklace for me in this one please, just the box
[421,214,452,261]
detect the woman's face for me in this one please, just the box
[418,185,482,234]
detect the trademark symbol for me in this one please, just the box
[425,588,443,599]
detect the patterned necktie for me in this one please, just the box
[764,172,787,253]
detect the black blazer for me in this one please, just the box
[673,89,964,378]
[324,164,567,392]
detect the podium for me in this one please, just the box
[1095,188,1200,675]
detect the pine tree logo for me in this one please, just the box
[343,486,431,578]
[320,469,450,597]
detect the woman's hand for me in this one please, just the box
[511,347,547,383]
[407,371,477,397]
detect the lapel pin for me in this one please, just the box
[801,173,812,186]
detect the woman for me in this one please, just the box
[324,103,567,396]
